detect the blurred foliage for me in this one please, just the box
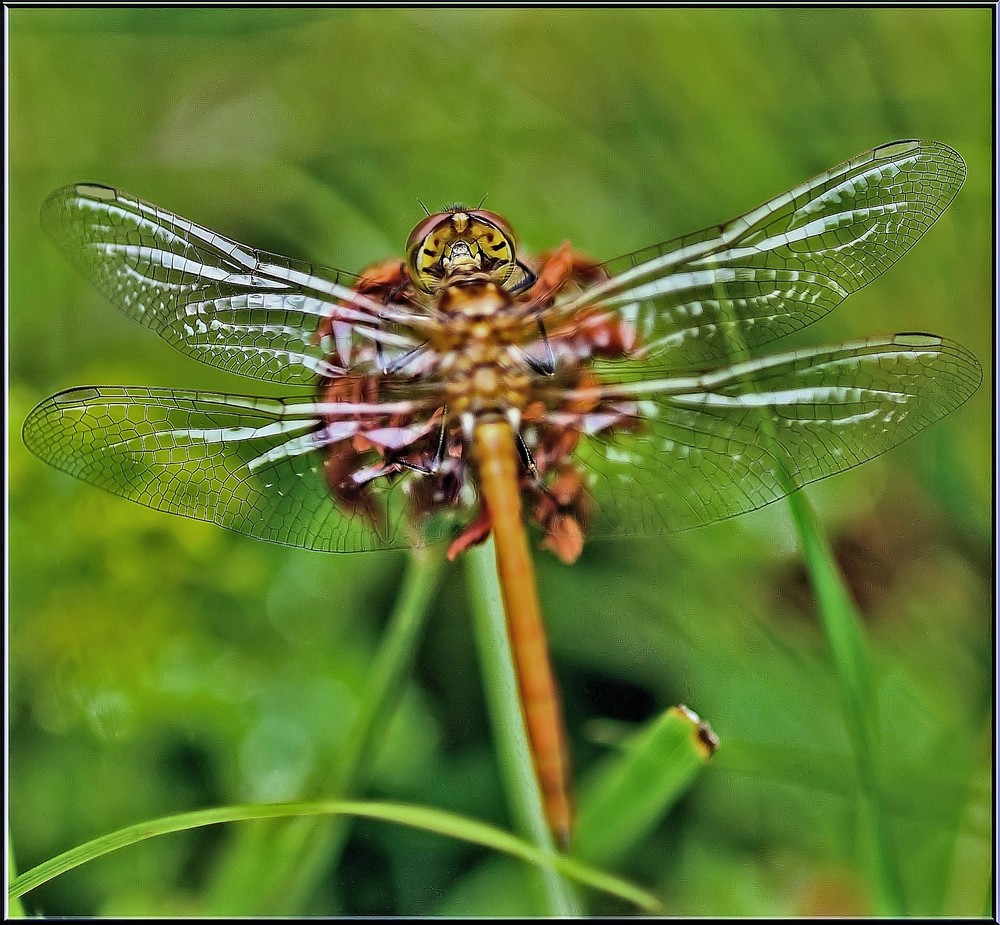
[8,6,991,917]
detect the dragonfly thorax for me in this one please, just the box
[431,277,534,419]
[434,274,509,319]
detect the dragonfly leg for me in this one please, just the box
[382,342,430,376]
[513,318,556,376]
[395,411,448,475]
[513,425,543,486]
[508,259,537,294]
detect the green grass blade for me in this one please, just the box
[464,538,582,915]
[274,541,450,905]
[786,490,906,915]
[205,543,448,914]
[574,705,718,866]
[8,800,660,912]
[7,831,26,918]
[701,257,906,915]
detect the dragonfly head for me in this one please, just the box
[406,208,534,295]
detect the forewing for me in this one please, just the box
[41,184,422,384]
[22,385,444,552]
[576,335,982,534]
[556,141,966,367]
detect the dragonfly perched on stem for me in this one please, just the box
[23,139,981,849]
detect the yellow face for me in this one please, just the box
[405,208,520,294]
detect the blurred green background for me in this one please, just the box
[8,7,991,917]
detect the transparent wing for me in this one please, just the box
[575,334,982,534]
[21,385,446,552]
[553,141,966,367]
[41,184,424,384]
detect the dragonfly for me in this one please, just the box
[23,139,982,849]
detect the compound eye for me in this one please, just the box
[466,212,517,281]
[406,212,451,255]
[404,208,522,293]
[468,209,515,242]
[406,212,454,292]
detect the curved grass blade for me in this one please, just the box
[7,800,661,913]
[7,831,26,918]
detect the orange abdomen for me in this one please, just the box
[472,419,573,849]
